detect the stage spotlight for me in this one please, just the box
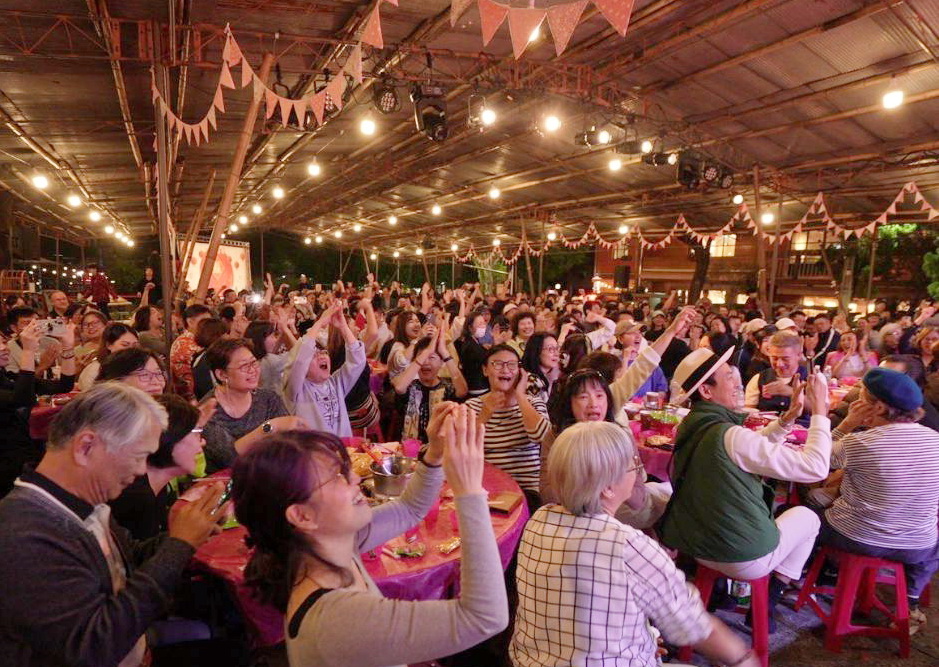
[677,151,702,190]
[252,204,263,215]
[411,84,448,142]
[702,163,721,185]
[641,152,671,166]
[575,126,613,147]
[543,115,561,132]
[373,80,401,114]
[640,139,654,154]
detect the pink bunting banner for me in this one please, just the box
[219,61,236,89]
[451,0,475,26]
[310,91,326,125]
[593,0,634,36]
[346,45,363,84]
[547,0,588,56]
[507,8,546,59]
[479,0,509,46]
[361,5,384,49]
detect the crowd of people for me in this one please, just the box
[0,266,937,667]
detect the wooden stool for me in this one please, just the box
[678,564,770,667]
[794,546,910,658]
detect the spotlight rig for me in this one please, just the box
[574,126,613,147]
[411,84,448,142]
[675,150,735,190]
[372,79,401,114]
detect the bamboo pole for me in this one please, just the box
[866,224,880,303]
[522,219,536,296]
[753,165,768,313]
[195,53,274,301]
[154,56,177,383]
[175,168,216,296]
[768,201,782,308]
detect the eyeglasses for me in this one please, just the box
[129,370,165,382]
[190,427,204,435]
[229,359,260,373]
[310,460,353,494]
[541,345,560,353]
[488,359,519,371]
[82,321,104,330]
[625,455,644,474]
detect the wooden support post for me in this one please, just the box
[768,201,782,308]
[753,165,768,314]
[538,219,545,294]
[361,247,371,276]
[175,168,216,296]
[866,224,880,304]
[54,236,60,290]
[195,53,274,302]
[522,219,536,297]
[154,54,177,381]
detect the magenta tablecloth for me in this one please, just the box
[180,462,529,647]
[628,421,673,482]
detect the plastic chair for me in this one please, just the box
[794,546,910,657]
[678,564,770,667]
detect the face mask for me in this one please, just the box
[474,326,487,339]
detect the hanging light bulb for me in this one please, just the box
[667,153,678,165]
[544,115,561,132]
[252,204,263,215]
[229,224,239,233]
[488,186,501,199]
[480,107,497,126]
[125,239,134,247]
[238,215,248,224]
[640,139,654,154]
[89,211,102,222]
[393,250,400,258]
[618,224,630,235]
[66,193,82,208]
[353,223,362,232]
[608,158,623,171]
[431,204,442,216]
[307,161,322,177]
[882,86,904,110]
[388,215,398,225]
[272,185,286,199]
[415,247,424,255]
[315,235,323,244]
[597,129,612,145]
[104,224,114,234]
[360,116,377,136]
[492,238,501,247]
[32,174,49,190]
[221,233,227,239]
[115,231,125,240]
[370,252,378,260]
[547,231,557,241]
[761,212,775,225]
[451,243,459,251]
[732,193,744,205]
[304,236,312,245]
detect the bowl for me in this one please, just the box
[370,455,417,497]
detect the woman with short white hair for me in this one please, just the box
[511,421,759,667]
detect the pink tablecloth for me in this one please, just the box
[627,421,673,481]
[181,462,528,647]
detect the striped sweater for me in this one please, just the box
[827,422,939,549]
[465,394,550,491]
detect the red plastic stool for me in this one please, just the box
[794,546,910,657]
[678,564,770,667]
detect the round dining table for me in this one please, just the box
[176,460,529,647]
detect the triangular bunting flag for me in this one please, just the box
[547,0,587,57]
[222,35,234,64]
[914,188,925,204]
[278,96,292,127]
[450,0,474,26]
[264,88,278,119]
[151,81,160,105]
[594,0,634,36]
[929,208,939,221]
[206,106,217,130]
[886,202,898,215]
[166,114,177,132]
[507,8,547,59]
[326,75,347,110]
[345,45,363,84]
[252,74,265,101]
[182,124,193,144]
[875,213,888,225]
[292,99,308,127]
[479,0,509,46]
[904,181,916,193]
[227,36,243,67]
[213,87,226,114]
[310,91,326,125]
[361,5,383,49]
[241,58,253,88]
[219,62,236,89]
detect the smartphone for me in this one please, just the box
[216,480,233,511]
[426,313,437,326]
[293,296,308,305]
[35,318,68,338]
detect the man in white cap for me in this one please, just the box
[661,347,832,632]
[775,317,798,333]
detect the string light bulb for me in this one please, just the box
[89,211,102,222]
[66,194,81,208]
[304,236,312,245]
[315,235,323,244]
[333,230,343,238]
[547,231,557,241]
[272,185,285,199]
[618,224,630,235]
[544,115,561,132]
[761,212,775,225]
[451,243,459,251]
[252,204,263,215]
[32,174,49,189]
[492,238,501,247]
[480,108,496,126]
[104,225,114,234]
[307,161,322,177]
[732,193,744,205]
[882,86,904,110]
[238,215,248,224]
[431,204,442,216]
[115,231,125,240]
[488,186,501,199]
[228,224,238,233]
[667,153,678,165]
[415,247,424,255]
[360,117,377,136]
[608,158,622,171]
[126,239,134,247]
[370,252,377,260]
[597,129,612,145]
[640,139,654,154]
[393,250,400,258]
[353,223,362,232]
[388,215,398,225]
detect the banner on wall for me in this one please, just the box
[178,239,252,293]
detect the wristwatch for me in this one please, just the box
[262,420,274,433]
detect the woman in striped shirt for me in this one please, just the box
[465,344,550,509]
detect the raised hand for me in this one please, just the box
[780,377,805,425]
[805,371,830,416]
[168,482,227,548]
[425,401,459,465]
[442,405,486,497]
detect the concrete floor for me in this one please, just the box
[695,575,939,667]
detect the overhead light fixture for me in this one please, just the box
[304,236,312,245]
[732,193,744,205]
[115,231,125,240]
[431,204,442,216]
[618,224,630,235]
[360,116,377,136]
[667,153,678,165]
[252,204,263,215]
[450,243,459,251]
[543,115,561,132]
[307,160,322,177]
[547,231,557,241]
[221,233,226,239]
[640,139,654,154]
[370,252,378,260]
[761,212,775,225]
[89,210,102,222]
[608,158,622,171]
[415,247,424,255]
[488,186,501,199]
[481,107,497,126]
[353,223,362,232]
[492,238,501,247]
[575,126,612,147]
[333,230,343,238]
[372,79,400,114]
[228,224,238,233]
[388,215,398,225]
[393,250,400,258]
[104,224,115,235]
[32,174,49,189]
[238,215,248,224]
[642,152,672,166]
[883,80,904,109]
[677,151,702,190]
[272,185,286,199]
[126,239,134,247]
[315,235,323,243]
[66,193,81,208]
[411,84,448,142]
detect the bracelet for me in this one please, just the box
[726,649,753,667]
[417,447,442,468]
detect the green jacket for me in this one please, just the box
[661,401,780,562]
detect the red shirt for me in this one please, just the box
[86,273,115,302]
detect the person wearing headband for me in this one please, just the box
[661,348,832,633]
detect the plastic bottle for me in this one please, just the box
[731,580,751,606]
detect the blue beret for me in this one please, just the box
[862,368,922,412]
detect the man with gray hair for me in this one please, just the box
[0,382,226,667]
[745,330,809,424]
